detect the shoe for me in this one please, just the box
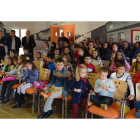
[100,104,107,111]
[1,99,9,104]
[44,110,53,118]
[37,112,48,119]
[11,103,21,109]
[21,100,25,105]
[0,96,4,101]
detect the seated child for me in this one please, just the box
[62,54,73,77]
[109,51,116,67]
[13,57,18,66]
[43,54,56,76]
[42,42,50,56]
[11,59,39,108]
[77,47,85,64]
[73,45,79,63]
[4,52,10,61]
[84,55,97,73]
[23,47,32,59]
[37,58,69,119]
[35,52,43,61]
[110,61,135,109]
[90,67,116,110]
[50,42,56,54]
[10,49,16,59]
[54,49,60,60]
[70,64,92,118]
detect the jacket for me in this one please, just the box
[84,63,97,73]
[0,37,6,57]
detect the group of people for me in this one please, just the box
[0,31,140,119]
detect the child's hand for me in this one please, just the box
[16,77,19,80]
[44,87,48,91]
[101,85,105,89]
[90,91,95,95]
[74,88,81,92]
[128,94,135,100]
[6,74,10,77]
[104,86,109,91]
[23,82,26,85]
[23,67,26,71]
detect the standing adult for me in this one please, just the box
[118,39,125,50]
[0,30,5,62]
[108,38,114,50]
[6,30,21,55]
[22,30,36,59]
[58,32,69,44]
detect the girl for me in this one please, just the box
[42,42,50,56]
[110,51,130,72]
[77,47,85,64]
[35,52,43,61]
[2,57,15,73]
[0,55,27,104]
[70,64,92,118]
[11,59,39,108]
[109,51,116,67]
[129,51,140,72]
[91,50,103,67]
[88,41,94,55]
[62,54,73,77]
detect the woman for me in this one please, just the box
[0,30,5,62]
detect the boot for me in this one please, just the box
[37,112,48,119]
[20,94,25,105]
[11,94,21,109]
[44,110,53,118]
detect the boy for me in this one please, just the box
[37,58,69,119]
[84,55,97,73]
[43,54,56,76]
[10,49,16,59]
[54,49,60,60]
[110,60,135,109]
[35,52,43,61]
[90,67,116,110]
[23,47,32,59]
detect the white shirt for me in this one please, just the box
[11,37,16,50]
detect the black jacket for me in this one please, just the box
[58,36,69,43]
[122,46,133,59]
[6,36,21,53]
[22,36,36,52]
[99,47,111,60]
[0,37,6,57]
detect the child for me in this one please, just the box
[50,42,56,54]
[84,55,97,73]
[109,51,116,67]
[10,49,16,59]
[129,51,140,72]
[62,54,73,76]
[70,64,92,118]
[0,55,27,104]
[110,61,135,109]
[56,43,62,54]
[23,47,32,59]
[77,47,85,64]
[73,45,79,62]
[11,59,39,108]
[54,49,60,60]
[43,54,56,76]
[42,42,50,56]
[35,52,43,61]
[90,67,116,110]
[110,51,130,73]
[13,57,18,66]
[37,58,69,119]
[91,50,103,67]
[4,52,10,61]
[88,41,94,55]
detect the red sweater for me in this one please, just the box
[84,63,97,73]
[73,51,79,59]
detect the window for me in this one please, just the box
[109,24,113,30]
[21,29,27,39]
[59,27,63,36]
[12,29,19,37]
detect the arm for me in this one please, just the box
[68,64,73,76]
[22,37,24,47]
[70,77,76,91]
[46,72,55,88]
[127,77,135,95]
[94,80,102,93]
[10,65,15,71]
[125,60,131,71]
[108,80,116,93]
[86,79,92,90]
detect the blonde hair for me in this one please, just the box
[76,64,88,81]
[61,54,71,63]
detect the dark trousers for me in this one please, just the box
[90,95,113,107]
[0,80,19,100]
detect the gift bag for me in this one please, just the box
[2,77,16,82]
[33,81,48,90]
[132,72,140,86]
[40,85,59,98]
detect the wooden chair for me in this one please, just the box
[94,65,101,73]
[125,83,140,119]
[33,61,44,72]
[85,79,127,119]
[132,59,136,63]
[42,55,47,60]
[102,60,109,68]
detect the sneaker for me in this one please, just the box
[100,104,107,111]
[37,112,48,119]
[44,110,53,118]
[0,96,4,101]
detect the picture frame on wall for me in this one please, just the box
[131,29,140,45]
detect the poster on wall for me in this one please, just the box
[131,30,140,44]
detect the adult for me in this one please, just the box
[6,30,21,55]
[118,39,125,50]
[0,30,5,62]
[86,38,90,46]
[22,30,36,59]
[88,41,94,55]
[58,32,69,44]
[132,42,140,57]
[70,40,75,52]
[108,38,114,50]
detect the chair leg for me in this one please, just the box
[91,113,94,118]
[32,93,35,116]
[64,99,67,118]
[62,97,64,118]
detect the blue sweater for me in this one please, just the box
[23,69,39,84]
[48,62,56,76]
[133,48,140,58]
[46,68,69,97]
[70,77,92,103]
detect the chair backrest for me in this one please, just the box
[136,83,140,101]
[102,60,109,68]
[39,68,50,81]
[42,55,47,59]
[112,79,127,100]
[33,61,44,71]
[127,71,135,77]
[132,59,136,63]
[94,65,101,73]
[87,73,100,88]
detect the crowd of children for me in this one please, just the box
[0,38,140,119]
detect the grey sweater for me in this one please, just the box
[94,78,116,98]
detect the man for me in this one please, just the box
[58,32,69,44]
[118,39,125,50]
[0,30,5,62]
[22,30,36,59]
[108,38,114,50]
[122,41,133,64]
[6,30,21,55]
[86,38,90,46]
[70,40,75,52]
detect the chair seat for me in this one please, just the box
[25,87,38,94]
[57,95,63,99]
[68,95,72,100]
[12,84,20,89]
[125,108,140,119]
[88,102,120,119]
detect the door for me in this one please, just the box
[50,26,60,43]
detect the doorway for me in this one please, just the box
[50,24,75,44]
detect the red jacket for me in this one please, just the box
[73,51,79,59]
[84,63,97,73]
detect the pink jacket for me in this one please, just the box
[110,60,131,72]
